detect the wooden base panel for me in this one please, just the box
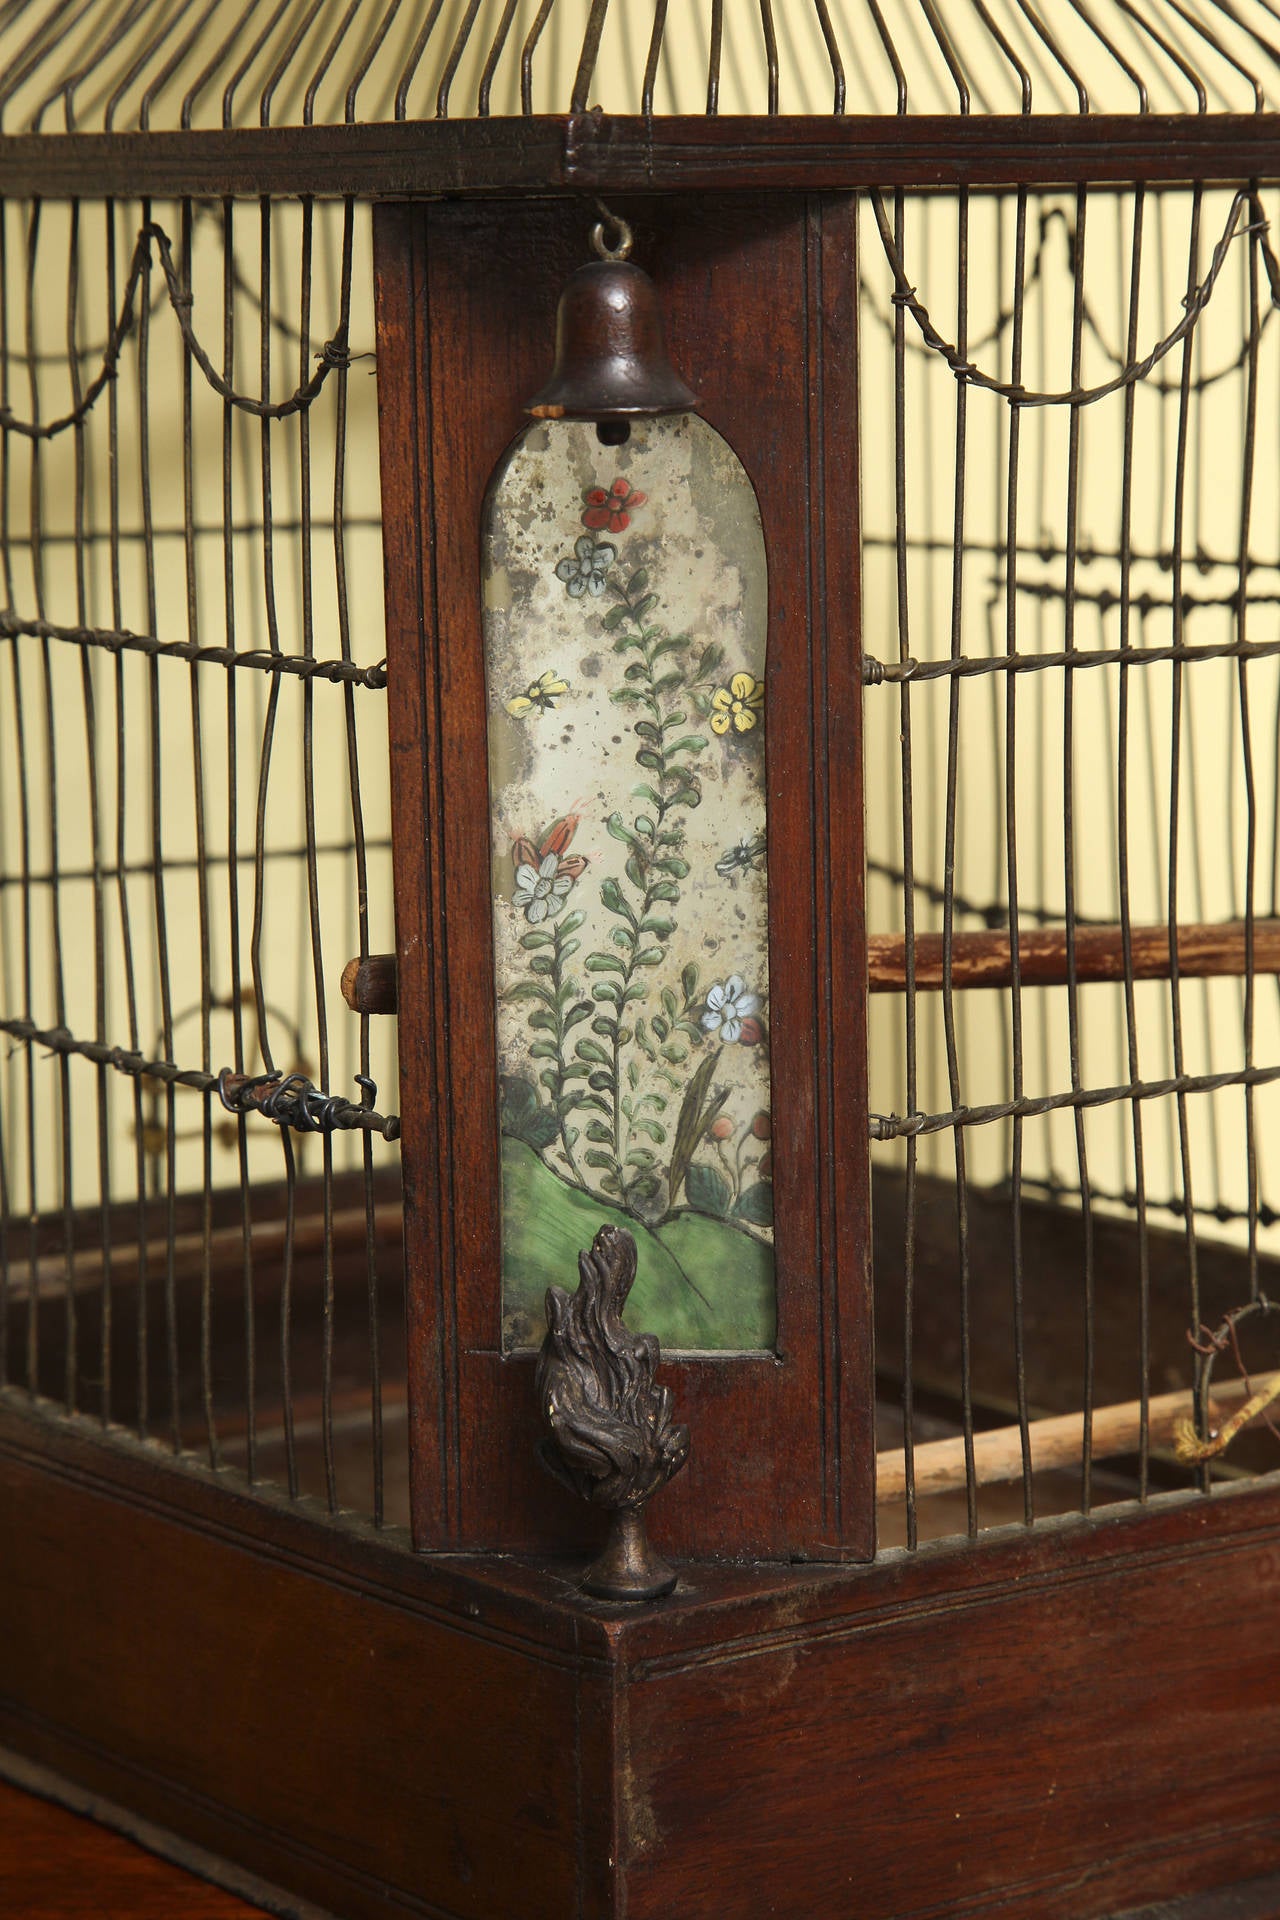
[3,1396,1280,1917]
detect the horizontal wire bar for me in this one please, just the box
[0,836,391,891]
[1,609,387,686]
[216,1069,400,1141]
[865,633,1280,685]
[0,516,385,550]
[0,1016,400,1141]
[1009,1169,1280,1231]
[860,530,1280,574]
[870,1062,1280,1142]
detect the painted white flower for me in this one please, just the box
[512,851,575,923]
[555,534,616,598]
[701,975,761,1045]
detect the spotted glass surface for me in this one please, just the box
[483,415,773,1353]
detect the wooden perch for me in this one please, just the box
[867,918,1280,993]
[341,953,398,1014]
[876,1368,1280,1502]
[345,919,1280,1014]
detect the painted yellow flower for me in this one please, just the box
[506,667,569,718]
[710,672,764,736]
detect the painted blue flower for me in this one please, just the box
[555,534,615,598]
[512,851,576,923]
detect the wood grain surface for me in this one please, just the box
[373,193,874,1563]
[867,919,1280,992]
[1,115,1279,201]
[0,1780,269,1918]
[5,1394,1280,1918]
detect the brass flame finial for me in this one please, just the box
[535,1224,690,1601]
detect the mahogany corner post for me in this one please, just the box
[372,193,875,1564]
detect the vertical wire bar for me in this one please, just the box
[758,0,779,112]
[181,193,219,1468]
[892,188,920,1551]
[5,201,40,1399]
[1031,204,1053,1133]
[641,0,668,114]
[988,204,1012,1178]
[1148,207,1179,1189]
[520,0,556,115]
[1060,185,1096,1512]
[812,0,846,111]
[1116,184,1153,1495]
[570,0,609,112]
[1168,189,1207,1482]
[476,0,519,117]
[1185,285,1227,1222]
[108,200,150,1439]
[252,196,299,1500]
[297,196,337,1514]
[0,201,7,1211]
[1003,184,1034,1521]
[435,0,484,120]
[940,184,977,1537]
[68,195,113,1423]
[330,199,382,1524]
[706,0,723,113]
[0,196,11,1391]
[1236,200,1261,1297]
[138,195,181,1451]
[223,195,256,1482]
[27,201,78,1413]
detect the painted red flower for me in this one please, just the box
[512,811,587,886]
[582,476,646,535]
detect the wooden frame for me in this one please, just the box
[5,1395,1280,1919]
[373,193,874,1561]
[4,115,1280,200]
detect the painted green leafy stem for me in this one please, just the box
[503,480,772,1238]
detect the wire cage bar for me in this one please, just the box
[3,2,1280,1570]
[4,0,1280,127]
[0,190,403,1527]
[860,177,1280,1549]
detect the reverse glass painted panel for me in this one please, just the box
[484,415,773,1353]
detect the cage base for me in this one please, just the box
[1,1391,1278,1919]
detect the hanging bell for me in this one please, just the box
[526,220,698,422]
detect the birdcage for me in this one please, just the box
[4,4,1280,1918]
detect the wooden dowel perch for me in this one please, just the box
[341,953,398,1015]
[344,920,1280,1015]
[867,918,1280,993]
[876,1369,1280,1502]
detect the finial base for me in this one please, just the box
[581,1508,677,1603]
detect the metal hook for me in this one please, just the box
[591,201,633,262]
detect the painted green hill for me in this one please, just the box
[500,1135,775,1353]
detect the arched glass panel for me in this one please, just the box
[483,415,772,1353]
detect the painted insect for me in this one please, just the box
[715,830,767,879]
[506,667,569,717]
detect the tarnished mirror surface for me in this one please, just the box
[483,415,773,1353]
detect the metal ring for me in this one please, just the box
[591,212,633,262]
